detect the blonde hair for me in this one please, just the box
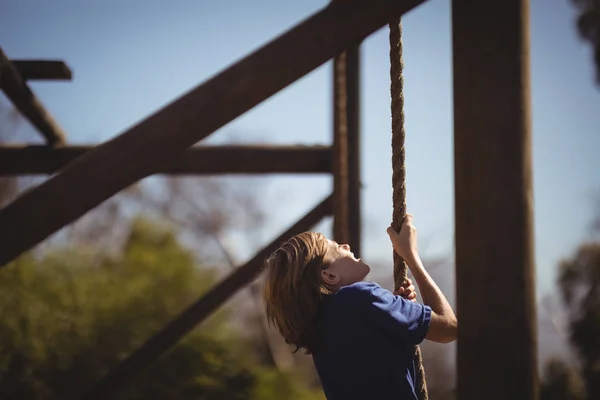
[263,232,332,354]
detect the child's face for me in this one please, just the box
[320,238,370,290]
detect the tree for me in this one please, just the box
[571,0,600,85]
[0,217,324,399]
[555,241,600,399]
[541,229,600,399]
[541,359,585,400]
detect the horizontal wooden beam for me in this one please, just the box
[0,145,332,175]
[0,49,67,146]
[82,195,333,400]
[0,0,425,268]
[11,60,72,81]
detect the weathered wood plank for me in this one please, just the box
[332,43,361,255]
[453,0,538,399]
[0,49,67,145]
[0,145,332,175]
[346,45,362,257]
[333,51,351,246]
[332,44,362,257]
[81,195,333,400]
[0,0,425,267]
[11,60,72,81]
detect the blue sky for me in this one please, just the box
[1,0,599,298]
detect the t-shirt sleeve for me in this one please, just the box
[349,282,431,345]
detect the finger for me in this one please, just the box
[404,214,413,224]
[403,278,412,287]
[408,292,417,300]
[387,226,399,237]
[403,282,415,292]
[394,287,405,296]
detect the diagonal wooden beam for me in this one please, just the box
[0,0,425,268]
[0,49,67,146]
[11,60,72,81]
[80,195,333,400]
[0,145,332,175]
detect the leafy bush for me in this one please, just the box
[0,218,324,400]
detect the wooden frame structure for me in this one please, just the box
[0,0,537,399]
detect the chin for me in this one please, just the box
[361,266,371,280]
[360,260,370,273]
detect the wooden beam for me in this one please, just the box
[11,60,72,81]
[453,1,537,400]
[346,45,362,258]
[331,0,362,256]
[332,43,361,257]
[0,49,67,145]
[0,145,332,175]
[81,195,333,400]
[0,0,425,268]
[333,51,351,246]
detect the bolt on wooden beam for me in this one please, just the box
[0,49,67,146]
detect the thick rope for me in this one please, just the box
[389,19,429,400]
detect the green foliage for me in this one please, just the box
[0,217,324,400]
[571,0,600,85]
[540,359,585,400]
[557,242,600,399]
[542,242,600,400]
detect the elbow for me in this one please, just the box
[433,316,458,344]
[424,314,458,344]
[443,317,458,343]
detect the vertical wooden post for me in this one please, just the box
[346,46,362,257]
[452,1,538,399]
[333,51,350,246]
[333,46,361,255]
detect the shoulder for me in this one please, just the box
[336,281,391,303]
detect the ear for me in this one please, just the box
[320,268,340,286]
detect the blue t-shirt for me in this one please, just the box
[312,281,432,400]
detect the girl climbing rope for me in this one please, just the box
[261,17,457,400]
[262,215,457,399]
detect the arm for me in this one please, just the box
[406,256,457,343]
[387,215,458,344]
